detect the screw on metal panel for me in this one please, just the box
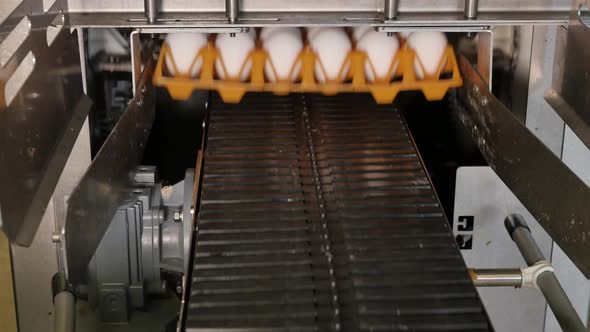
[52,233,61,243]
[157,209,165,223]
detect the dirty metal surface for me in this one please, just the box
[186,92,491,331]
[65,58,156,286]
[456,54,590,279]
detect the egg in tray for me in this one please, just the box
[152,27,463,104]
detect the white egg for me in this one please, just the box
[352,26,372,42]
[215,32,256,81]
[309,28,352,83]
[263,29,303,82]
[398,31,413,39]
[260,27,301,42]
[357,30,400,82]
[305,27,322,43]
[406,31,448,79]
[165,33,208,77]
[245,28,257,40]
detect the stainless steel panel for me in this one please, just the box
[546,127,590,331]
[525,25,564,157]
[548,23,590,151]
[511,25,534,123]
[456,55,590,278]
[11,200,60,332]
[0,26,90,246]
[62,11,572,28]
[65,0,578,13]
[64,58,156,286]
[9,118,91,332]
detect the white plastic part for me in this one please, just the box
[521,260,555,289]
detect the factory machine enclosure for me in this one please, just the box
[2,0,590,331]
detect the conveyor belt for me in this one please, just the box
[186,93,491,331]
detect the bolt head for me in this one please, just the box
[173,210,182,221]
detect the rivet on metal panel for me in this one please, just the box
[52,233,61,243]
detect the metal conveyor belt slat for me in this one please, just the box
[186,93,491,331]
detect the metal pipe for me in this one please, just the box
[505,214,586,332]
[537,272,586,332]
[505,214,544,265]
[52,272,75,332]
[226,0,239,23]
[144,0,158,23]
[468,268,522,287]
[54,291,75,332]
[464,0,479,19]
[384,0,399,20]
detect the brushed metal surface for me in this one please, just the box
[65,0,578,13]
[62,11,572,28]
[456,55,590,278]
[548,23,590,152]
[64,57,156,286]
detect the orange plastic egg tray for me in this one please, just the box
[153,34,463,104]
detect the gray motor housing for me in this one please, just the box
[84,166,194,322]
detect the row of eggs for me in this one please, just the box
[164,28,448,83]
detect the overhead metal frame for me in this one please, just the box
[59,11,572,29]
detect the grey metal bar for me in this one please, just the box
[505,214,545,264]
[144,0,158,23]
[54,292,75,332]
[469,268,522,287]
[226,0,239,23]
[538,272,586,332]
[52,272,75,332]
[384,0,399,20]
[464,0,479,19]
[505,214,586,332]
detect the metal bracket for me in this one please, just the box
[521,260,554,289]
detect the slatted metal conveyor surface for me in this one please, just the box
[186,93,491,331]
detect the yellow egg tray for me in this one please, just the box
[153,39,463,104]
